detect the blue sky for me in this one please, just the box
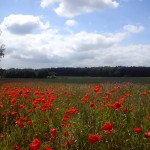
[0,0,150,68]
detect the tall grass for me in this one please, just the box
[0,82,150,149]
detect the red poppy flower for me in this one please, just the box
[18,89,23,95]
[16,121,24,128]
[0,134,4,139]
[19,104,25,109]
[14,145,21,150]
[64,131,69,137]
[50,136,55,142]
[50,128,57,136]
[84,94,90,99]
[113,101,121,110]
[66,140,71,147]
[141,91,147,95]
[0,102,3,108]
[11,111,17,115]
[62,115,69,122]
[122,107,127,113]
[65,107,77,115]
[88,134,102,144]
[133,128,142,133]
[61,124,66,127]
[29,138,41,150]
[94,85,100,93]
[90,102,94,108]
[11,98,16,104]
[19,117,26,122]
[27,120,33,126]
[144,132,150,138]
[43,147,52,150]
[101,122,113,134]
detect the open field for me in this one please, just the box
[0,79,150,149]
[1,77,150,84]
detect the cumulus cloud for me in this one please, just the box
[40,0,119,17]
[64,31,127,52]
[40,0,60,8]
[65,19,77,27]
[0,14,50,35]
[0,19,145,68]
[123,24,144,33]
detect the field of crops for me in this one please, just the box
[0,80,150,150]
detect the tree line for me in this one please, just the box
[1,66,150,78]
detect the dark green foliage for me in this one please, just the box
[1,66,150,78]
[4,68,36,78]
[0,30,5,59]
[0,44,5,58]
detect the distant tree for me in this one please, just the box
[47,72,57,79]
[0,30,5,59]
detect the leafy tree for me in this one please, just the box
[47,72,57,79]
[0,30,5,59]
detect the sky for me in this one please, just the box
[0,0,150,69]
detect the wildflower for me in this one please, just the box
[39,106,47,111]
[101,122,113,134]
[18,89,23,95]
[141,92,147,95]
[61,123,66,127]
[64,131,69,137]
[43,147,52,150]
[11,98,16,104]
[119,97,125,103]
[16,121,24,128]
[0,102,3,108]
[113,101,121,110]
[24,93,28,99]
[48,96,55,101]
[94,85,100,93]
[27,120,33,126]
[50,128,57,136]
[19,117,26,122]
[66,140,71,147]
[11,111,17,115]
[65,107,77,115]
[29,138,41,150]
[144,132,150,138]
[90,102,94,108]
[62,115,69,122]
[19,104,25,109]
[27,109,32,113]
[41,120,49,124]
[50,136,55,142]
[44,132,49,137]
[88,134,102,144]
[0,134,4,139]
[67,123,72,127]
[122,107,127,113]
[84,94,90,99]
[133,128,142,133]
[14,145,21,150]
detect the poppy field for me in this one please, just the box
[0,81,150,150]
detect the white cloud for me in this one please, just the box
[41,0,119,17]
[0,18,145,68]
[65,19,77,27]
[123,24,144,33]
[40,0,59,8]
[0,14,50,35]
